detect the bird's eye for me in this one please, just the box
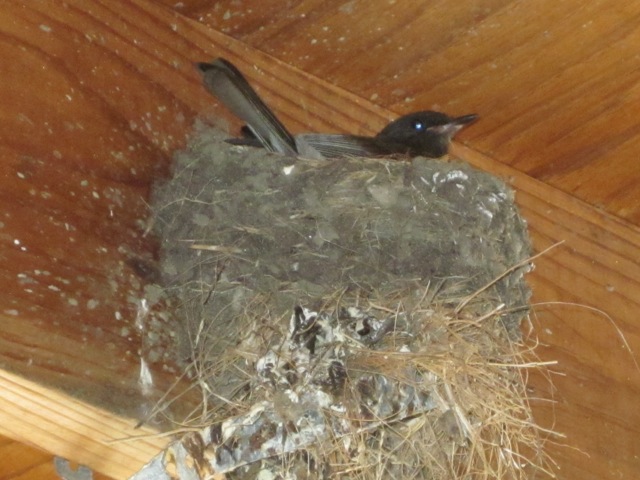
[411,119,425,131]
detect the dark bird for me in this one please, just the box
[196,58,477,160]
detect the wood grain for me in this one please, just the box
[0,1,639,478]
[0,370,164,479]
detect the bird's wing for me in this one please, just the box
[196,59,298,156]
[296,134,387,159]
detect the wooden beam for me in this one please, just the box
[0,370,167,479]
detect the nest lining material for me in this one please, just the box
[133,124,553,479]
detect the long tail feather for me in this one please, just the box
[196,59,298,156]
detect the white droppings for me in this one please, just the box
[139,357,154,395]
[477,205,494,220]
[4,309,19,316]
[39,24,52,33]
[444,170,469,182]
[136,298,149,330]
[283,165,295,175]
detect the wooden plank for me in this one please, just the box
[0,370,165,479]
[0,1,638,478]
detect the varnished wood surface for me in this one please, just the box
[0,1,639,478]
[0,370,164,480]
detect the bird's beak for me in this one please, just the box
[453,113,479,125]
[431,113,478,138]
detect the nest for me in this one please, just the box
[132,124,554,479]
[171,289,553,479]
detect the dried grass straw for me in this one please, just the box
[161,273,560,479]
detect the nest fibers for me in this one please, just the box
[134,125,554,479]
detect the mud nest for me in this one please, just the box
[134,124,554,479]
